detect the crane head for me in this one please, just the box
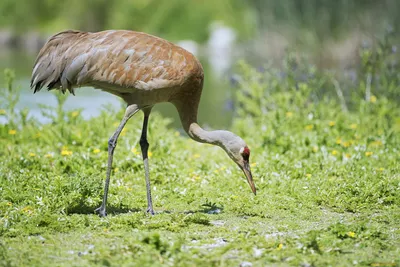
[219,134,256,195]
[236,146,256,195]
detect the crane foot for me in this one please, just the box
[95,206,107,217]
[146,207,155,215]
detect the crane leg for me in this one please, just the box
[139,107,154,215]
[95,104,139,217]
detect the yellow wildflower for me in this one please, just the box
[114,167,119,173]
[365,151,373,157]
[328,121,335,127]
[312,146,319,153]
[22,206,34,214]
[28,152,36,157]
[8,129,16,135]
[285,112,293,118]
[71,111,80,118]
[370,95,377,103]
[193,154,200,159]
[350,124,358,129]
[345,153,351,159]
[370,140,383,147]
[379,167,384,171]
[336,138,342,145]
[148,151,153,158]
[191,174,200,181]
[131,147,140,155]
[121,128,127,136]
[277,243,283,250]
[306,173,312,178]
[305,124,314,131]
[332,150,338,156]
[45,153,53,158]
[93,148,101,154]
[347,232,356,238]
[0,109,6,115]
[250,162,257,167]
[342,141,351,148]
[214,169,219,174]
[174,131,180,137]
[6,202,12,206]
[61,149,73,156]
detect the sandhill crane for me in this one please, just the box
[31,30,256,216]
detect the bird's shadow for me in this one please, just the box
[66,203,140,216]
[184,201,224,215]
[66,200,224,216]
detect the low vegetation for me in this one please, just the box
[0,37,399,266]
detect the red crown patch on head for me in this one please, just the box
[241,146,250,160]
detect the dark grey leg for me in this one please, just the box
[139,107,154,215]
[95,104,139,217]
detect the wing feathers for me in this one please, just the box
[31,30,202,95]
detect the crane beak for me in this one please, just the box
[240,161,256,195]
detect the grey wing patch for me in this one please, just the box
[133,79,175,90]
[62,53,90,89]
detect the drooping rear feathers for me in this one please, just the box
[31,30,88,95]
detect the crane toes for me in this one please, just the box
[95,206,107,217]
[146,207,155,215]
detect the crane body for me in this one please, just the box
[31,30,256,216]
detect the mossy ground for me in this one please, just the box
[1,52,399,267]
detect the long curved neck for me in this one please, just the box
[175,101,224,147]
[186,122,224,146]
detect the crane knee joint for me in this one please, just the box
[108,137,117,149]
[139,138,149,148]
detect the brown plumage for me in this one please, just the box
[31,30,256,216]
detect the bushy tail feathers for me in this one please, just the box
[30,30,86,95]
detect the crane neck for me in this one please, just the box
[174,99,231,148]
[178,109,229,147]
[186,122,224,146]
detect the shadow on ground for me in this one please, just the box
[66,203,141,215]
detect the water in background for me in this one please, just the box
[0,49,235,129]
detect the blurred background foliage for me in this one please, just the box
[1,0,254,42]
[1,0,399,42]
[0,0,399,128]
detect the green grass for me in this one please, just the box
[1,45,400,267]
